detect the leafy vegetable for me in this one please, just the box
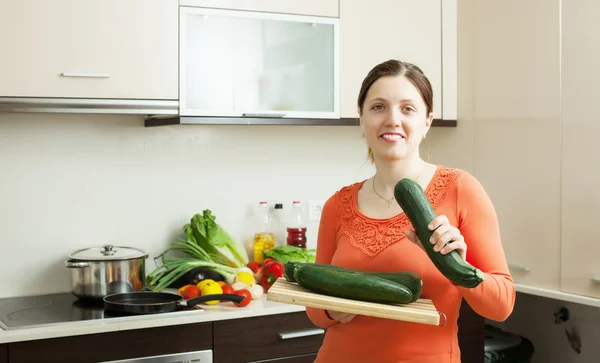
[184,210,249,268]
[146,210,249,291]
[262,245,316,264]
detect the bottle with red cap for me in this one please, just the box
[286,200,307,249]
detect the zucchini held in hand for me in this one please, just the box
[293,264,414,304]
[393,178,485,288]
[284,261,422,302]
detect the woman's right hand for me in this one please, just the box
[326,310,356,323]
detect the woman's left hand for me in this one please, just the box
[404,215,467,261]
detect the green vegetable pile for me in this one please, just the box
[147,209,249,291]
[262,245,316,264]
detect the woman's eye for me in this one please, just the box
[372,104,384,110]
[403,106,416,112]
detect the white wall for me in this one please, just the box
[0,113,377,298]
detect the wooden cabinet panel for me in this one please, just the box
[560,0,600,299]
[0,344,6,363]
[457,301,484,363]
[0,0,178,100]
[339,0,442,118]
[179,0,339,17]
[214,312,324,363]
[470,1,561,290]
[473,0,560,122]
[8,323,212,363]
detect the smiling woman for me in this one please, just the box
[305,59,516,363]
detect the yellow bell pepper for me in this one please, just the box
[199,280,223,305]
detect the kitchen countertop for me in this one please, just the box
[0,295,306,344]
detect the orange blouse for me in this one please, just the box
[306,166,515,363]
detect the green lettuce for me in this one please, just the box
[262,245,316,264]
[184,210,249,268]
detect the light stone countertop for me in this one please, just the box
[0,295,306,344]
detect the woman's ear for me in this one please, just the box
[425,112,434,128]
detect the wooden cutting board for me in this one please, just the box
[267,278,445,326]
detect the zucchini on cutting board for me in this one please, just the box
[393,178,485,288]
[267,278,444,326]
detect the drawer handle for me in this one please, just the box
[508,264,530,273]
[591,277,600,284]
[60,73,111,78]
[278,328,325,340]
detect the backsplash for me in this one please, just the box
[0,113,377,298]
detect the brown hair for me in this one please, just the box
[357,59,434,162]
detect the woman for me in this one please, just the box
[306,59,515,363]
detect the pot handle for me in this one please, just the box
[65,260,90,268]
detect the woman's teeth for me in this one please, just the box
[382,134,402,140]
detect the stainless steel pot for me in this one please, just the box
[65,245,148,300]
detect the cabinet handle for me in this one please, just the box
[278,328,324,340]
[242,112,286,118]
[591,277,600,284]
[508,264,530,273]
[60,73,111,78]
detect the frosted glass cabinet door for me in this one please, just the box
[180,7,339,118]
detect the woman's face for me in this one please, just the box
[359,75,433,162]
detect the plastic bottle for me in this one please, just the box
[253,201,275,263]
[286,201,307,249]
[272,203,286,247]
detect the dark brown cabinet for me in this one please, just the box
[0,344,7,363]
[214,312,324,363]
[2,302,483,363]
[8,322,212,363]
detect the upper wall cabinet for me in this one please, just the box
[179,7,339,119]
[339,0,457,121]
[0,0,178,112]
[179,0,339,18]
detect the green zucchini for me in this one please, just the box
[293,264,413,304]
[393,178,485,288]
[284,261,422,302]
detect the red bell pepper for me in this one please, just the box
[260,260,284,292]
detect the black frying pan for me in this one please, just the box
[103,291,244,315]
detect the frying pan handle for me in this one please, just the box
[184,294,244,307]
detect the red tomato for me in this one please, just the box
[232,289,252,307]
[262,257,274,265]
[181,285,201,300]
[220,284,235,301]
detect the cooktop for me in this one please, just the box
[0,292,126,331]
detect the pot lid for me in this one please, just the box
[68,245,148,261]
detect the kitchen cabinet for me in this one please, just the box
[8,322,213,363]
[560,0,600,299]
[179,0,339,18]
[0,344,6,363]
[339,0,455,121]
[0,0,178,101]
[470,0,562,291]
[179,7,338,120]
[214,312,324,363]
[3,306,483,363]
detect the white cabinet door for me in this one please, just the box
[0,0,178,100]
[179,7,339,119]
[179,0,339,18]
[560,0,600,299]
[339,0,442,119]
[472,0,562,291]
